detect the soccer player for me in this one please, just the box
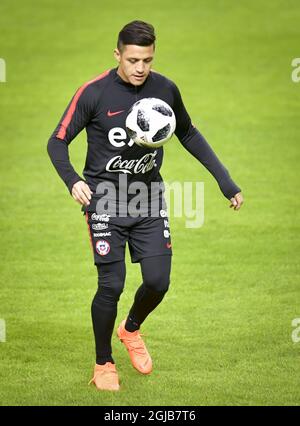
[47,20,243,391]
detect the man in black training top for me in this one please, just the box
[47,20,243,391]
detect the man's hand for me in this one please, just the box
[72,181,93,206]
[229,192,243,211]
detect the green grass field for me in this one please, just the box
[0,0,300,406]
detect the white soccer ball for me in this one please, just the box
[125,98,176,148]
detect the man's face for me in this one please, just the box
[114,44,155,86]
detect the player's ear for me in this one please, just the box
[114,49,121,63]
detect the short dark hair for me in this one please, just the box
[117,20,156,51]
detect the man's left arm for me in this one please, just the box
[171,82,243,210]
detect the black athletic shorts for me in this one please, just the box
[83,207,172,264]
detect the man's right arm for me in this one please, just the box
[47,84,95,204]
[47,136,83,193]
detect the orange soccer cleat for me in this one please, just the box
[89,362,120,391]
[117,320,152,375]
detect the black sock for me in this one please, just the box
[127,284,167,329]
[92,261,126,365]
[125,315,140,332]
[92,297,117,365]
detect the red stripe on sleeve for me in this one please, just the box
[85,211,93,251]
[56,69,110,140]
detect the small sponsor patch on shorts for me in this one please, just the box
[95,240,111,256]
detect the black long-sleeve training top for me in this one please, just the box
[47,67,241,199]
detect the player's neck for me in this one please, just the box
[116,67,131,84]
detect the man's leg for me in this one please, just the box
[84,209,129,390]
[125,255,171,331]
[117,255,171,374]
[92,260,126,365]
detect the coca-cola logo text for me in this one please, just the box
[106,151,157,174]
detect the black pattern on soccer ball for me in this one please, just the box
[128,100,141,115]
[152,104,173,117]
[137,109,150,131]
[126,127,137,140]
[152,124,171,142]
